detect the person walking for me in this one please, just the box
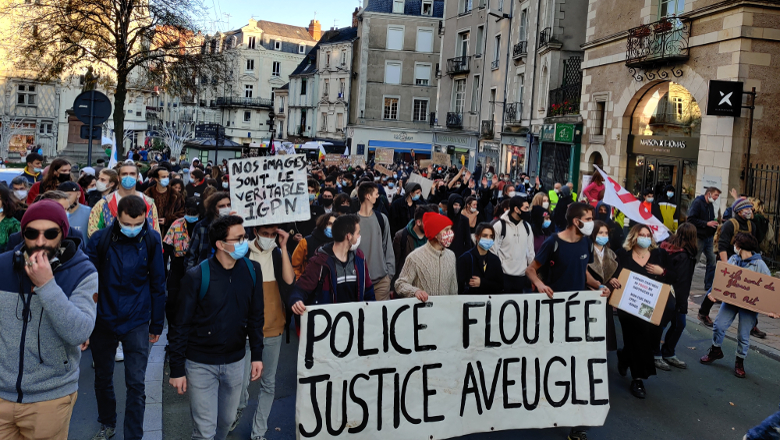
[291,213,337,280]
[389,181,423,235]
[356,182,395,301]
[86,195,165,440]
[552,185,575,232]
[392,205,435,287]
[0,185,21,252]
[0,200,97,440]
[588,219,619,351]
[687,186,721,326]
[652,184,679,233]
[57,181,91,246]
[185,192,232,270]
[456,223,503,295]
[168,215,266,440]
[162,197,200,327]
[491,196,535,292]
[144,165,185,237]
[27,159,85,206]
[87,162,160,238]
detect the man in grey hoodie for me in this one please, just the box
[0,200,98,439]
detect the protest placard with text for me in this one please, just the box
[324,154,345,167]
[432,151,451,166]
[374,164,393,177]
[375,148,394,164]
[608,269,670,325]
[228,155,310,227]
[296,293,610,440]
[711,261,780,315]
[407,172,433,199]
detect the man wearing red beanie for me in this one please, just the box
[0,199,98,439]
[394,212,458,300]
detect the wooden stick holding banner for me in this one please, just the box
[228,155,311,227]
[711,261,780,315]
[608,269,671,325]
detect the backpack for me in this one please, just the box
[713,218,752,254]
[496,218,530,240]
[199,257,257,300]
[535,234,594,283]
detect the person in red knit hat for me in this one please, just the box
[394,212,458,301]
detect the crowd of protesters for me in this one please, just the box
[0,150,778,440]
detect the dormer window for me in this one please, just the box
[422,0,432,16]
[392,0,404,13]
[274,40,282,50]
[299,44,306,54]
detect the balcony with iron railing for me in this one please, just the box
[538,27,552,49]
[446,112,463,129]
[547,83,581,117]
[512,41,528,59]
[505,102,522,124]
[626,16,690,69]
[446,56,470,75]
[481,120,494,138]
[216,97,274,108]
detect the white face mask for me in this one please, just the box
[507,191,516,198]
[257,236,277,250]
[578,220,595,236]
[734,245,740,255]
[470,207,477,213]
[13,190,28,200]
[350,235,361,251]
[96,181,109,192]
[218,207,232,217]
[542,202,549,209]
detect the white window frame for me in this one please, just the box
[393,0,404,13]
[339,79,346,97]
[383,95,400,120]
[414,62,431,86]
[493,34,501,63]
[248,36,256,49]
[386,25,405,51]
[452,79,466,113]
[517,73,525,104]
[243,111,251,122]
[299,44,306,54]
[415,27,434,53]
[590,93,610,143]
[384,60,402,85]
[457,31,470,57]
[412,97,429,122]
[272,61,281,77]
[274,40,282,50]
[245,84,253,98]
[246,59,255,71]
[422,0,433,15]
[323,78,330,96]
[341,51,347,65]
[519,9,528,42]
[321,112,328,130]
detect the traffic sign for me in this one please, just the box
[73,91,112,125]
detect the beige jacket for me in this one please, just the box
[394,242,458,297]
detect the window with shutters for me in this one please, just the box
[387,26,404,50]
[414,63,431,86]
[416,28,433,52]
[383,96,399,120]
[413,99,428,121]
[385,61,402,84]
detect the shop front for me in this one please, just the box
[499,133,527,180]
[351,126,433,164]
[433,132,478,171]
[537,123,582,191]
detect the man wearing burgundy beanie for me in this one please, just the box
[0,199,98,439]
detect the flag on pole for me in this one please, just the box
[594,165,670,242]
[318,144,326,161]
[105,135,118,169]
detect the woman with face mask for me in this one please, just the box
[613,224,671,399]
[291,213,338,280]
[588,220,620,351]
[456,223,503,295]
[394,212,459,301]
[27,158,85,206]
[530,203,553,253]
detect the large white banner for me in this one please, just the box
[228,155,310,227]
[296,293,610,440]
[594,165,670,241]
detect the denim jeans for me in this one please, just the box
[746,403,780,440]
[238,335,283,439]
[696,237,717,315]
[713,303,759,359]
[186,358,245,440]
[91,323,149,440]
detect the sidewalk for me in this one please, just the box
[686,263,780,361]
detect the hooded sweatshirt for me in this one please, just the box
[389,182,422,234]
[446,193,474,258]
[0,239,98,403]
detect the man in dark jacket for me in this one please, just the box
[185,168,209,199]
[392,205,434,288]
[168,215,265,440]
[389,182,422,235]
[686,186,721,326]
[446,193,473,258]
[86,195,165,440]
[185,192,231,270]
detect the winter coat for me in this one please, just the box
[456,247,504,295]
[288,243,375,306]
[660,241,697,314]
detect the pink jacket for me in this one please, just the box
[582,182,605,207]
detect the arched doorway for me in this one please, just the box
[625,81,701,216]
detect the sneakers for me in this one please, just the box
[751,326,767,339]
[735,358,746,378]
[654,358,671,371]
[664,356,688,369]
[568,430,588,440]
[115,343,124,362]
[698,313,714,327]
[229,408,243,432]
[91,425,116,440]
[700,345,724,364]
[630,379,646,399]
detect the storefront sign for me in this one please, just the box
[707,80,744,117]
[555,124,576,143]
[711,262,780,315]
[393,131,414,142]
[480,141,500,152]
[500,135,526,147]
[541,124,556,142]
[296,294,610,440]
[435,133,471,147]
[630,135,699,160]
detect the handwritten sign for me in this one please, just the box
[375,148,394,164]
[349,156,366,168]
[711,261,780,315]
[324,154,345,167]
[432,151,451,166]
[419,159,432,168]
[374,164,393,177]
[296,294,610,440]
[407,172,433,199]
[609,269,670,325]
[228,155,310,227]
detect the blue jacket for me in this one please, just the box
[86,221,166,336]
[687,194,716,239]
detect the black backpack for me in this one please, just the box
[493,218,530,239]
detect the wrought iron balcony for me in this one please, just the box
[626,17,690,68]
[538,27,552,49]
[216,97,273,108]
[429,112,436,127]
[481,120,494,138]
[513,41,528,59]
[547,83,581,117]
[505,102,522,123]
[491,59,499,69]
[446,112,463,129]
[446,56,470,75]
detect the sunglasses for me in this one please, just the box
[23,227,61,240]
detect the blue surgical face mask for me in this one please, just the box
[439,207,445,215]
[412,194,420,201]
[309,193,316,201]
[667,191,674,199]
[478,238,494,251]
[595,236,609,246]
[226,240,249,260]
[120,222,144,238]
[160,178,170,187]
[121,176,137,190]
[184,215,199,223]
[637,236,652,249]
[543,219,551,229]
[388,182,395,189]
[34,167,42,173]
[324,226,333,238]
[646,197,654,203]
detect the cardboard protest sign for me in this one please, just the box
[324,154,344,167]
[349,156,366,168]
[407,172,433,199]
[432,151,451,166]
[296,294,609,440]
[711,261,780,315]
[375,148,394,164]
[418,159,432,168]
[608,269,671,325]
[228,155,310,227]
[374,164,393,177]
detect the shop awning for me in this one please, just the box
[368,140,431,155]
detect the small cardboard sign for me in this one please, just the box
[374,164,393,177]
[419,159,432,168]
[349,156,366,168]
[711,261,780,315]
[432,151,451,166]
[375,148,394,164]
[608,269,671,326]
[323,154,344,167]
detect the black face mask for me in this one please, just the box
[321,198,333,207]
[520,211,531,222]
[57,173,71,183]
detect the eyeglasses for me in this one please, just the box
[23,227,61,240]
[224,237,247,244]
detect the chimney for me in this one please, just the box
[352,7,359,28]
[308,19,321,40]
